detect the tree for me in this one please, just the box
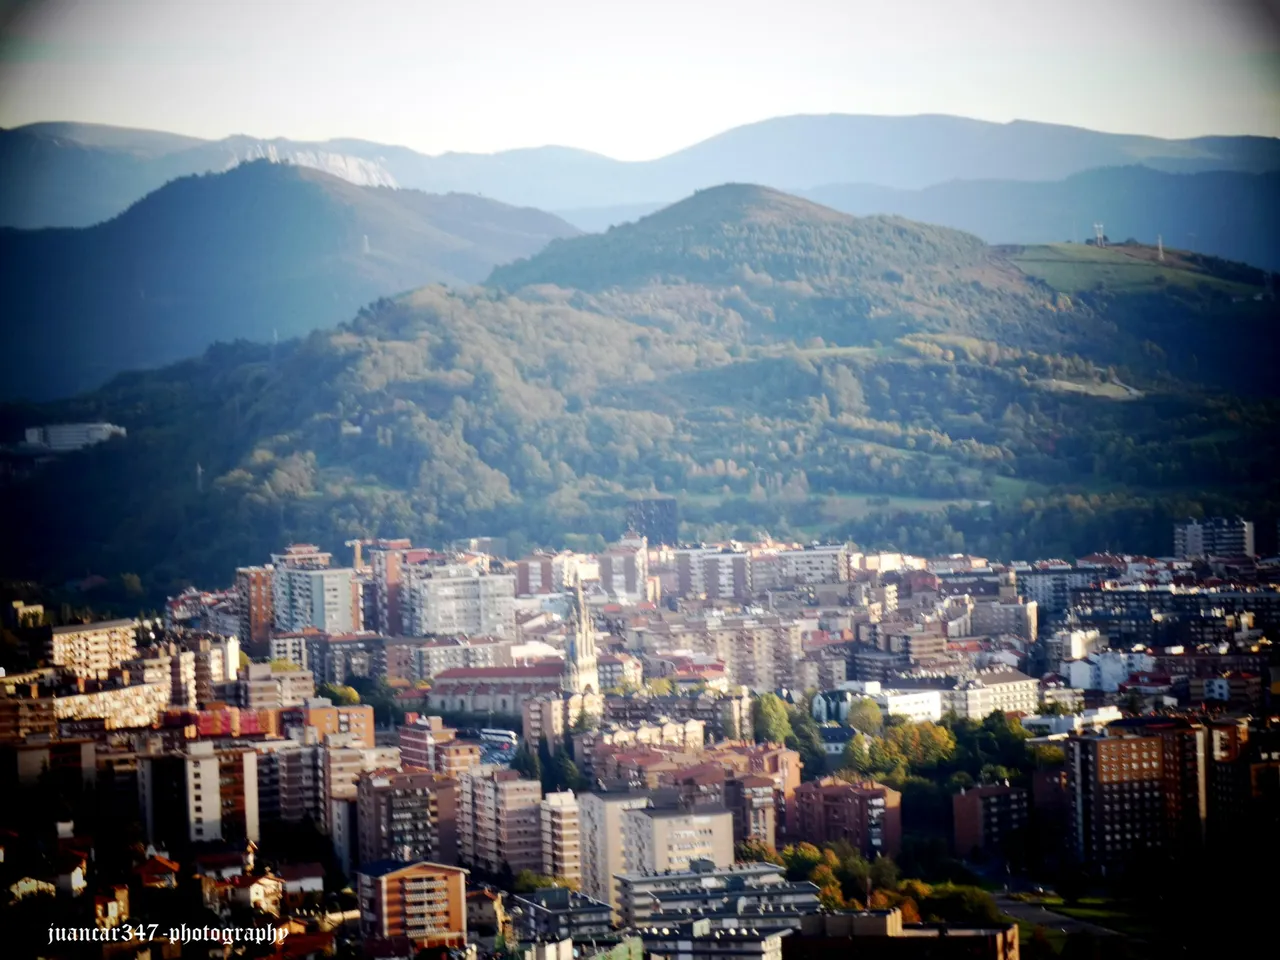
[846,697,883,735]
[870,855,899,891]
[780,843,824,882]
[510,742,541,782]
[647,677,673,696]
[318,683,361,705]
[753,693,793,744]
[841,733,872,774]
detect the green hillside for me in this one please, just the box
[0,160,580,401]
[3,186,1278,596]
[1005,241,1266,295]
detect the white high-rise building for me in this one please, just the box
[540,791,582,885]
[404,564,516,638]
[273,567,357,634]
[1174,517,1255,559]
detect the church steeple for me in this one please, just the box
[564,579,599,696]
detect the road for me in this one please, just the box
[995,895,1119,938]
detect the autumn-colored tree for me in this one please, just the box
[780,843,823,882]
[810,865,845,910]
[846,697,883,734]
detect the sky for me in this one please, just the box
[0,0,1278,160]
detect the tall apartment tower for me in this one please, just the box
[356,768,459,868]
[621,805,734,877]
[599,538,650,603]
[138,741,260,848]
[1174,517,1256,559]
[458,769,543,875]
[1066,734,1166,866]
[626,497,679,546]
[235,566,275,654]
[579,792,652,916]
[540,790,582,885]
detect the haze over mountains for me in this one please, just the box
[0,161,578,400]
[5,113,1279,225]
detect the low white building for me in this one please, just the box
[1062,652,1155,692]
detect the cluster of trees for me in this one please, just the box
[751,693,827,780]
[510,734,587,795]
[736,838,1004,926]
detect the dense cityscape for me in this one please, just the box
[1,500,1276,958]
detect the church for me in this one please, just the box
[425,582,601,719]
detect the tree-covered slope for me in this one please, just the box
[0,161,579,401]
[2,186,1277,595]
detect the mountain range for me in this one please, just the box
[4,185,1277,593]
[6,114,1279,227]
[558,167,1280,273]
[0,161,579,400]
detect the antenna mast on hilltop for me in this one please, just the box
[1093,223,1106,248]
[1157,234,1165,261]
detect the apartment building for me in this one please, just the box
[675,546,752,600]
[281,699,374,748]
[511,886,613,942]
[254,739,324,825]
[579,791,654,915]
[621,805,734,877]
[970,597,1038,642]
[1066,733,1167,866]
[458,769,542,875]
[627,497,679,547]
[599,538,650,603]
[1174,516,1256,559]
[234,566,275,653]
[1108,717,1208,850]
[540,790,582,885]
[617,862,791,929]
[513,551,583,596]
[356,860,467,951]
[356,768,459,867]
[952,784,1029,859]
[48,620,138,679]
[124,645,198,709]
[793,778,902,857]
[404,563,517,638]
[138,741,260,847]
[306,631,386,686]
[945,671,1039,719]
[37,678,171,731]
[237,662,315,709]
[724,774,779,848]
[274,567,359,635]
[752,544,851,589]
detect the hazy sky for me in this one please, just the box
[1,0,1278,159]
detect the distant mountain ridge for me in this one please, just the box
[0,161,579,400]
[4,113,1279,228]
[559,167,1280,272]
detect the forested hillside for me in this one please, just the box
[3,186,1277,596]
[0,161,579,400]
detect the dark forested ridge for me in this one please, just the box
[3,185,1277,596]
[0,161,579,400]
